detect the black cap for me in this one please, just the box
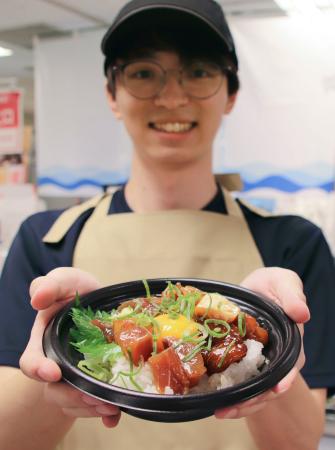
[101,0,238,74]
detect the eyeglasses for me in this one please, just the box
[111,60,233,100]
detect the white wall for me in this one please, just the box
[35,13,335,198]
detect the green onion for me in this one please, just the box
[127,348,134,372]
[204,319,231,338]
[74,291,81,307]
[182,340,206,362]
[112,349,144,391]
[218,339,236,368]
[206,335,213,351]
[142,279,151,298]
[238,312,246,337]
[167,281,175,297]
[128,375,144,392]
[200,293,213,320]
[185,294,197,320]
[120,375,128,389]
[151,318,160,355]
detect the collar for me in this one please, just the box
[109,184,228,215]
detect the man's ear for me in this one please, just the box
[105,84,122,120]
[224,92,238,115]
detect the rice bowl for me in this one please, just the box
[43,278,301,422]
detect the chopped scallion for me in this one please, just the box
[238,312,246,337]
[142,279,151,298]
[218,339,236,368]
[204,319,230,338]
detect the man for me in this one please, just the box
[1,1,334,449]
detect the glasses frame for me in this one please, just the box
[110,59,235,100]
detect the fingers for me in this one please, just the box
[30,267,101,310]
[272,367,300,395]
[20,309,62,382]
[22,269,102,384]
[215,387,286,420]
[102,412,122,428]
[23,268,101,382]
[241,268,310,324]
[215,403,266,420]
[45,383,119,414]
[44,383,120,421]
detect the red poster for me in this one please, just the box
[0,90,23,155]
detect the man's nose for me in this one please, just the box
[154,70,189,109]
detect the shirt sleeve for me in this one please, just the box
[0,208,94,368]
[0,211,69,368]
[244,208,335,393]
[0,218,43,367]
[282,218,335,392]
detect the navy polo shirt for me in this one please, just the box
[0,187,334,394]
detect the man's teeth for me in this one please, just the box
[153,123,194,133]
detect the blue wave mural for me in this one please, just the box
[243,176,334,193]
[219,161,334,193]
[37,162,334,193]
[38,166,129,192]
[38,177,127,190]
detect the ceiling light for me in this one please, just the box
[0,46,13,57]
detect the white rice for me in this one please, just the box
[109,339,266,394]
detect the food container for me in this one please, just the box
[43,278,301,422]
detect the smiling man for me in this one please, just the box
[1,1,335,450]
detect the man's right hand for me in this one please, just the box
[19,267,121,428]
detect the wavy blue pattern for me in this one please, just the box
[227,162,333,186]
[243,176,334,193]
[38,158,335,193]
[38,177,127,190]
[38,175,334,192]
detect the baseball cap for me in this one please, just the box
[101,0,238,74]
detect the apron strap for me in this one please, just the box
[215,173,243,192]
[220,187,244,218]
[90,194,114,220]
[43,194,106,244]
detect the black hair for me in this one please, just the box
[105,27,239,98]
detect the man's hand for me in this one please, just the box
[19,267,121,428]
[215,267,309,420]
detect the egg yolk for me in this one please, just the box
[155,314,198,340]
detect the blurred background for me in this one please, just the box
[0,2,334,445]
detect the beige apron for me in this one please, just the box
[44,186,265,450]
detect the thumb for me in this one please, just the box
[241,267,310,324]
[30,267,101,310]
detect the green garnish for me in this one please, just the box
[218,339,236,368]
[238,312,246,337]
[110,350,144,392]
[204,319,231,338]
[182,340,207,362]
[74,291,81,307]
[206,335,213,351]
[142,279,151,298]
[151,318,160,355]
[200,293,213,320]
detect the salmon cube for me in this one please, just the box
[148,347,190,394]
[203,337,247,375]
[113,319,153,366]
[173,342,207,387]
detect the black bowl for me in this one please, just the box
[43,278,301,423]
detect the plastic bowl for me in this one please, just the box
[43,278,301,423]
